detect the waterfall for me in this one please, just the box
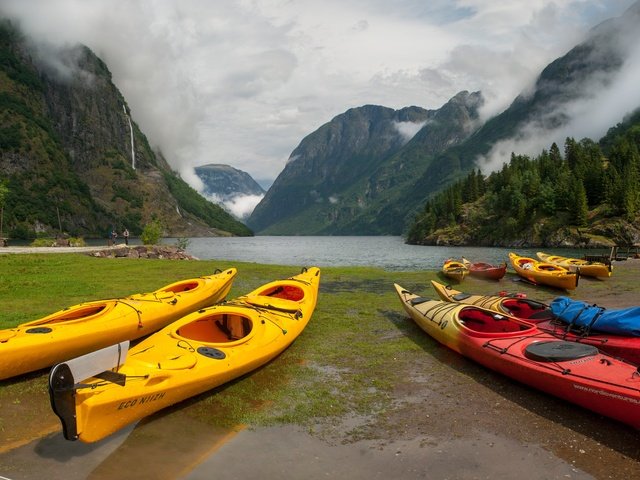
[123,105,136,170]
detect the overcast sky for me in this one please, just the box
[1,0,637,192]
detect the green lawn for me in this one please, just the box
[0,253,637,435]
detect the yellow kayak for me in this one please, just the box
[442,259,469,282]
[0,269,237,380]
[49,267,321,443]
[536,252,611,278]
[509,252,578,290]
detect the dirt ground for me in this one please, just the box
[1,259,639,479]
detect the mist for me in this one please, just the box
[204,193,265,220]
[1,0,636,192]
[478,4,640,173]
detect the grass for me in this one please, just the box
[0,253,638,442]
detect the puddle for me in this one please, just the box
[1,397,597,480]
[182,425,594,480]
[0,411,241,480]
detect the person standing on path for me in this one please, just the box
[123,228,129,245]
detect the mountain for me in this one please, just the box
[405,109,640,247]
[0,19,252,239]
[399,2,640,230]
[247,92,483,234]
[248,2,640,236]
[194,164,265,219]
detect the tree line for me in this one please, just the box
[406,119,640,244]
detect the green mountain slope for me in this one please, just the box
[406,108,640,247]
[248,92,483,234]
[249,2,640,236]
[0,19,251,239]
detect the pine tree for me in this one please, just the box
[571,178,589,226]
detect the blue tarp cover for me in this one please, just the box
[550,296,640,336]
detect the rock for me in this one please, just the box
[86,245,196,260]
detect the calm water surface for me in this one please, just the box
[176,236,591,271]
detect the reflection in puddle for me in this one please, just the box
[0,415,597,480]
[87,414,243,480]
[0,410,242,480]
[183,425,593,480]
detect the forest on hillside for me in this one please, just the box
[406,111,640,246]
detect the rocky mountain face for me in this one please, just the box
[397,1,640,227]
[194,164,266,220]
[249,2,640,236]
[0,20,251,238]
[195,164,265,198]
[247,93,483,234]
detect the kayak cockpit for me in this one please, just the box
[158,280,201,293]
[177,313,253,343]
[458,307,533,335]
[501,298,553,320]
[255,284,304,301]
[31,303,110,326]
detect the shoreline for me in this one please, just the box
[0,245,117,254]
[0,244,194,259]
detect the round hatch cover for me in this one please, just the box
[26,327,53,334]
[197,346,226,360]
[525,340,598,362]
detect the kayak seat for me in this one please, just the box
[178,314,253,343]
[503,299,553,320]
[258,285,304,301]
[524,341,598,362]
[162,281,200,293]
[458,308,525,333]
[46,304,108,324]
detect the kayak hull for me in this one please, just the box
[537,252,611,278]
[442,259,469,282]
[462,259,507,280]
[50,267,320,443]
[395,284,640,429]
[430,280,640,364]
[1,269,237,380]
[509,252,578,290]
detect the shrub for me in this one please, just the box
[140,219,163,245]
[30,238,54,247]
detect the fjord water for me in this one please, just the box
[178,236,588,270]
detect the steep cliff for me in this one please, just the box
[0,20,251,238]
[248,93,482,234]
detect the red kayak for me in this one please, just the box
[462,258,507,280]
[395,284,640,429]
[431,280,640,365]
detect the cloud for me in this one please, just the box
[477,6,640,173]
[224,194,265,219]
[1,0,636,190]
[393,120,428,143]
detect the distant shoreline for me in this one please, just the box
[0,245,118,255]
